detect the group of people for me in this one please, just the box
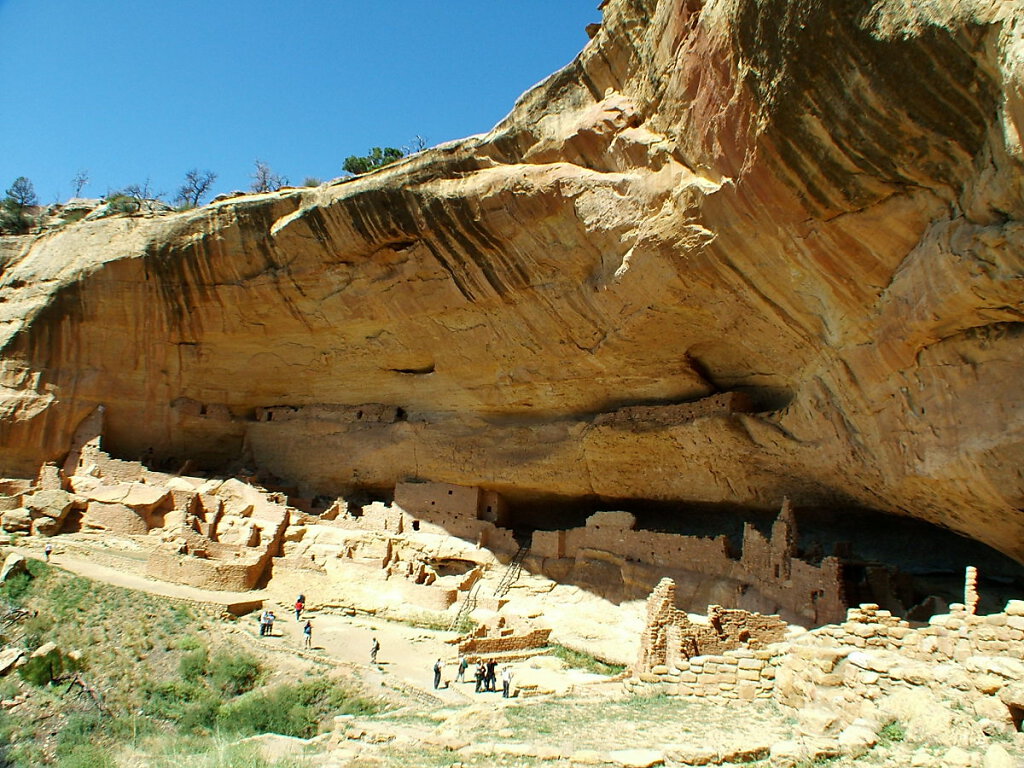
[257,599,514,697]
[257,609,276,636]
[449,655,514,697]
[259,595,311,647]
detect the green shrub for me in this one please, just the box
[879,719,906,744]
[0,677,19,701]
[0,571,33,604]
[343,146,404,175]
[0,201,33,235]
[548,644,626,676]
[18,646,67,686]
[56,743,115,768]
[216,679,378,738]
[46,575,92,621]
[208,650,261,695]
[19,613,51,652]
[179,645,209,682]
[57,712,104,755]
[105,194,138,214]
[176,634,203,651]
[177,694,222,734]
[143,679,214,722]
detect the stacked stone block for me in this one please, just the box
[455,616,552,656]
[809,601,1024,663]
[627,645,783,701]
[774,600,1024,733]
[629,594,1024,734]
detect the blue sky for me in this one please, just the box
[0,1,599,204]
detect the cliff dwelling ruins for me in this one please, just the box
[2,402,1019,635]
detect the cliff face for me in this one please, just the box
[2,0,1024,560]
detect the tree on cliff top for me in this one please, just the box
[6,177,38,209]
[250,160,288,193]
[0,176,38,234]
[176,168,218,209]
[343,146,405,175]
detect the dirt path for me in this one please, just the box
[11,542,486,708]
[11,544,264,605]
[248,601,484,706]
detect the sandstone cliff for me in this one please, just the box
[1,0,1023,560]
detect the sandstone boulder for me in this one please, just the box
[943,746,979,768]
[23,489,74,525]
[0,509,31,533]
[606,749,664,768]
[29,642,56,659]
[0,554,27,582]
[0,647,23,676]
[998,681,1024,709]
[81,502,148,535]
[982,744,1016,768]
[836,723,877,757]
[974,696,1014,731]
[768,740,807,768]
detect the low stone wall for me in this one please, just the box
[146,551,267,592]
[773,601,1024,729]
[458,628,552,656]
[812,602,1024,662]
[628,599,1024,733]
[626,645,781,701]
[592,392,754,431]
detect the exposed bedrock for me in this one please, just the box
[1,0,1024,559]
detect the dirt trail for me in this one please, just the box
[11,544,263,604]
[250,601,484,706]
[11,543,488,707]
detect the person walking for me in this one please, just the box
[456,654,468,683]
[258,610,269,637]
[266,611,276,637]
[502,665,514,698]
[303,620,312,649]
[370,636,380,665]
[485,660,497,692]
[433,658,443,689]
[295,595,305,621]
[44,543,52,562]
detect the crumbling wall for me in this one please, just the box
[253,403,402,425]
[171,397,235,422]
[592,392,754,431]
[146,550,268,591]
[455,615,552,656]
[637,578,787,674]
[628,596,1024,725]
[536,500,844,625]
[324,500,404,534]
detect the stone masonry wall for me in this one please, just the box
[457,628,553,657]
[456,615,553,657]
[637,578,787,683]
[592,392,754,431]
[629,595,1024,728]
[536,500,845,626]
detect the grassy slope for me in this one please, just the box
[0,557,379,767]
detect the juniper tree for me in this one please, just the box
[176,169,217,208]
